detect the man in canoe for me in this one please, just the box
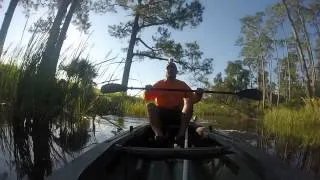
[144,60,204,145]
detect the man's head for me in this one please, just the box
[166,61,178,80]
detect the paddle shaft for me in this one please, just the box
[101,83,262,100]
[127,87,236,95]
[100,117,123,130]
[182,128,189,180]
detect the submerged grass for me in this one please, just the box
[263,99,320,146]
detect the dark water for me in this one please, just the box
[0,112,319,179]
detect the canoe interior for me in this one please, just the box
[77,125,263,180]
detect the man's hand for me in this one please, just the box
[145,85,153,92]
[196,88,204,97]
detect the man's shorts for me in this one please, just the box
[156,106,201,138]
[157,107,181,137]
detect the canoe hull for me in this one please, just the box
[47,125,314,180]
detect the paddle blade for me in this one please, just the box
[101,83,127,93]
[236,89,262,100]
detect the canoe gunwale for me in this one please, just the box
[209,130,316,180]
[114,144,233,160]
[46,125,149,180]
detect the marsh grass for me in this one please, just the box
[263,99,320,146]
[194,98,260,119]
[121,97,146,117]
[194,101,225,117]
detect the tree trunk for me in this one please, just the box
[38,0,71,81]
[121,14,140,87]
[296,46,309,95]
[277,61,281,106]
[19,15,29,44]
[273,37,279,105]
[285,42,291,101]
[269,55,273,105]
[281,24,291,100]
[53,0,80,62]
[257,36,265,108]
[249,67,254,88]
[282,0,313,97]
[298,7,316,96]
[0,0,19,58]
[262,56,266,108]
[287,56,291,100]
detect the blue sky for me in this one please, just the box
[1,0,279,92]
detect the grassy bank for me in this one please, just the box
[93,94,260,119]
[263,99,320,146]
[92,94,147,117]
[96,95,241,118]
[194,98,260,119]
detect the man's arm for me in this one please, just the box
[144,86,155,101]
[177,97,193,138]
[176,83,203,138]
[181,81,203,104]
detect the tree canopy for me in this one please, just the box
[107,0,213,86]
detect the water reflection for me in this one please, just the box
[10,114,52,180]
[256,134,320,179]
[116,118,124,128]
[0,109,14,180]
[0,110,146,180]
[53,118,91,153]
[205,116,320,179]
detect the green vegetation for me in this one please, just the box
[91,94,146,117]
[263,99,320,146]
[194,99,260,119]
[0,63,19,103]
[121,97,146,117]
[89,93,260,119]
[0,52,260,120]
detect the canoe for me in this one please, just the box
[47,124,314,180]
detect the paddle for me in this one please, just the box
[100,83,262,100]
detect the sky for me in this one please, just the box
[0,0,279,94]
